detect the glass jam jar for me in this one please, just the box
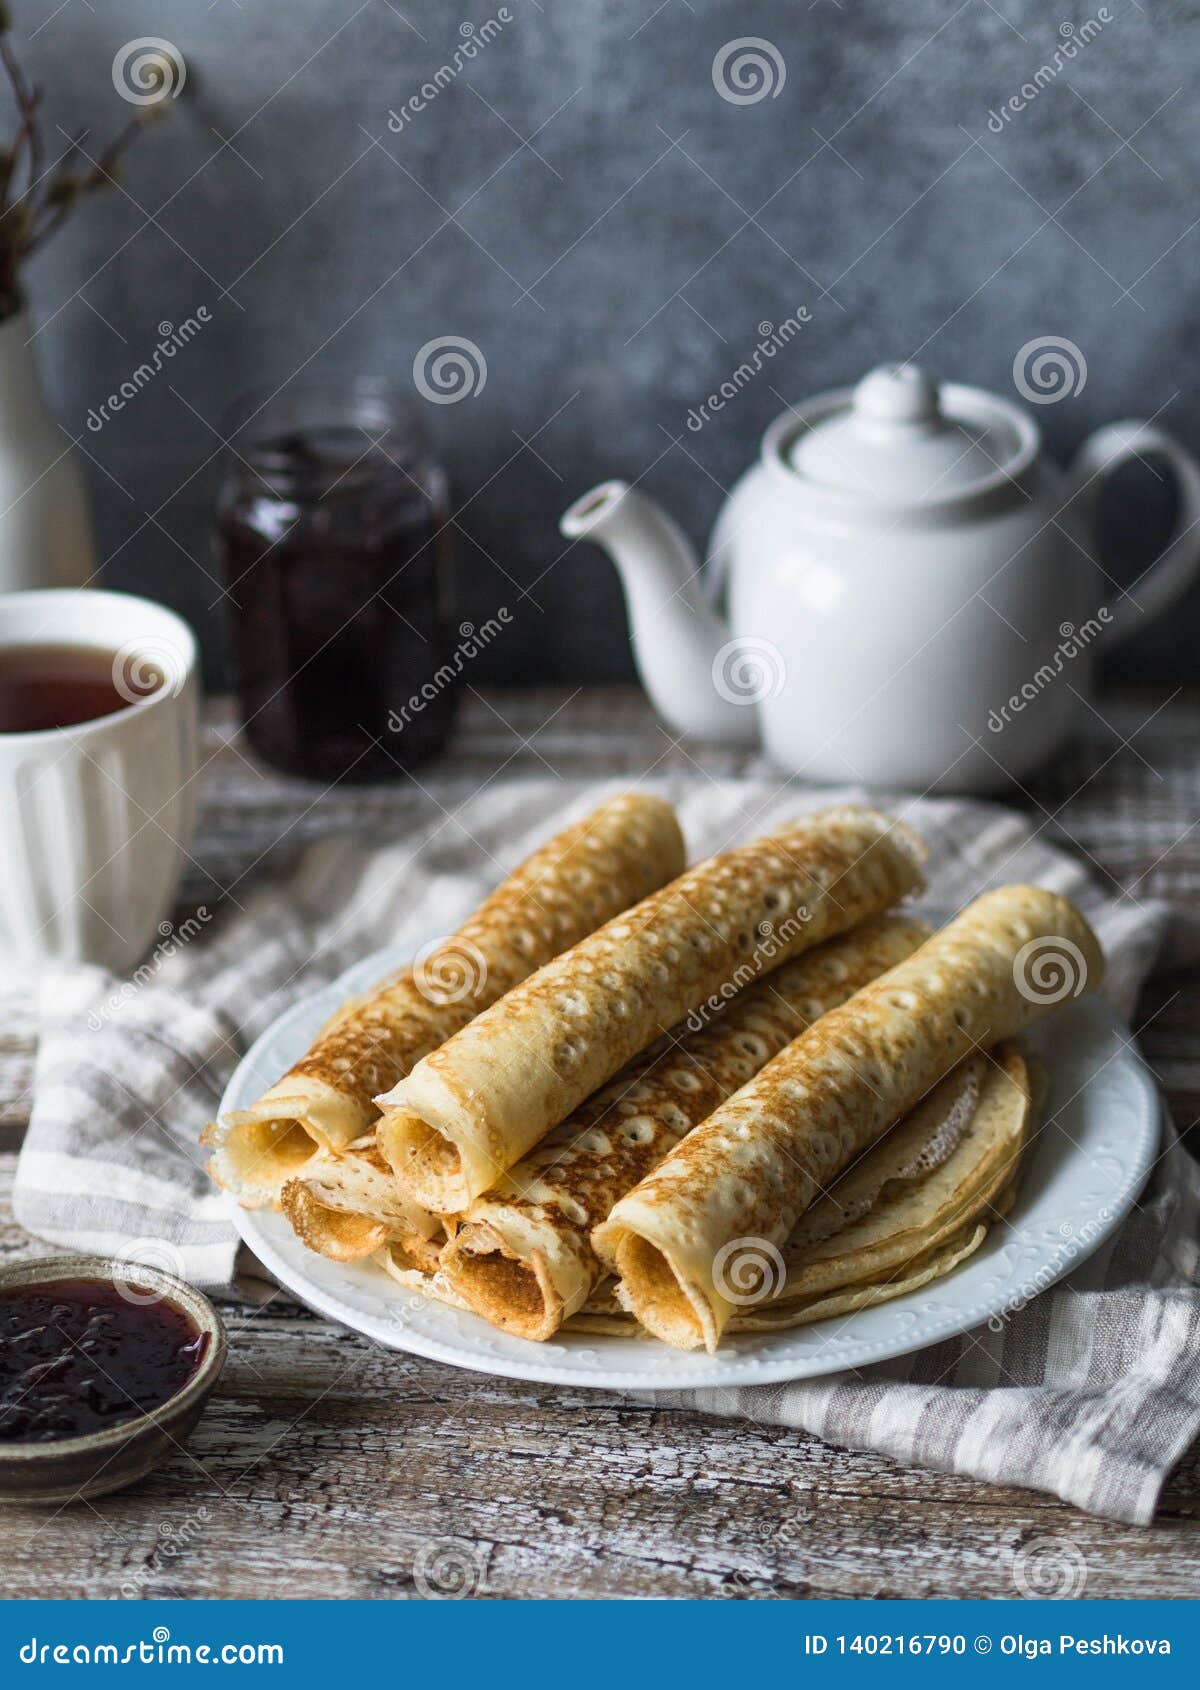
[217,383,457,782]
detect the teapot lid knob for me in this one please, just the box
[852,364,940,427]
[778,361,1036,504]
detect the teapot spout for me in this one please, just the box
[560,481,756,746]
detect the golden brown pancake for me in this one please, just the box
[595,886,1101,1352]
[441,916,929,1339]
[377,808,925,1212]
[202,793,685,1207]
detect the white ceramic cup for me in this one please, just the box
[0,589,200,970]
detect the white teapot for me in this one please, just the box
[561,364,1200,791]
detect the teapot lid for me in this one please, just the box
[784,364,1030,504]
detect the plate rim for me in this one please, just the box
[222,946,1162,1391]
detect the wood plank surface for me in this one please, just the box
[1,687,1198,1599]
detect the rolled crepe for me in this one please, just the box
[384,1047,1033,1340]
[576,1221,1004,1338]
[623,1046,1030,1332]
[595,884,1102,1352]
[441,914,929,1339]
[739,1048,1029,1315]
[376,807,925,1212]
[280,1140,443,1266]
[204,793,685,1207]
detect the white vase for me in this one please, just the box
[0,308,96,593]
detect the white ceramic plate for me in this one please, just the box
[222,946,1161,1391]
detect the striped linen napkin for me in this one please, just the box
[15,778,1200,1524]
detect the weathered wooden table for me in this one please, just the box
[2,687,1198,1600]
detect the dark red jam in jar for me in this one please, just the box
[0,1279,207,1443]
[217,384,457,782]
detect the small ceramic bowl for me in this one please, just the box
[0,1254,226,1506]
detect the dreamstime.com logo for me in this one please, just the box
[119,1509,211,1600]
[110,1237,190,1305]
[1011,1536,1088,1598]
[986,12,1112,133]
[1013,935,1090,1005]
[87,310,212,433]
[413,336,487,404]
[986,1210,1112,1330]
[728,1496,817,1595]
[87,910,211,1031]
[412,1539,489,1598]
[387,10,513,132]
[383,1290,434,1330]
[713,1236,786,1306]
[687,905,812,1030]
[712,38,786,105]
[712,636,786,707]
[18,1626,283,1666]
[987,611,1112,732]
[112,39,186,105]
[388,610,513,730]
[111,636,189,704]
[685,307,812,432]
[1013,336,1087,404]
[412,937,489,1006]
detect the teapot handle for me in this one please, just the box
[1067,420,1200,649]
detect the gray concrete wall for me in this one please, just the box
[19,0,1200,684]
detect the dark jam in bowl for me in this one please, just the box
[0,1279,207,1443]
[217,391,458,783]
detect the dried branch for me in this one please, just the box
[0,4,173,320]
